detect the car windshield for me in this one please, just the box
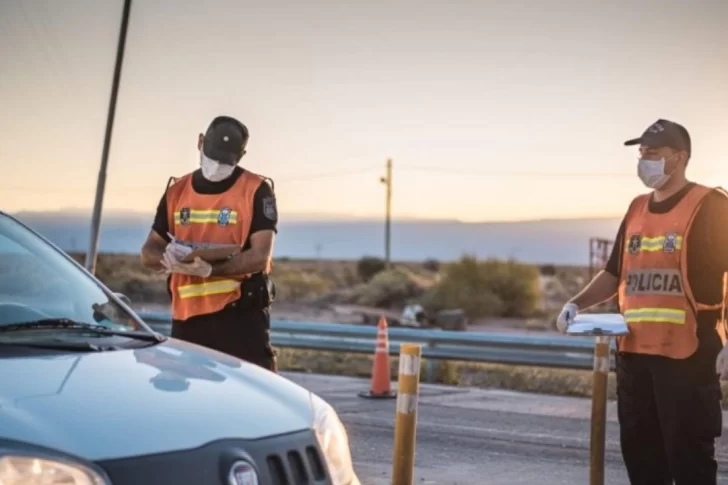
[0,213,151,343]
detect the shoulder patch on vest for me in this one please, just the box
[263,197,277,221]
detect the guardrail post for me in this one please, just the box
[589,336,610,485]
[392,343,422,485]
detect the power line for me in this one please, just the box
[276,165,381,182]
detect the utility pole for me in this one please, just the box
[85,0,132,274]
[380,158,392,268]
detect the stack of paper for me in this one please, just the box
[566,313,630,336]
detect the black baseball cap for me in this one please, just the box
[202,115,249,165]
[624,119,691,157]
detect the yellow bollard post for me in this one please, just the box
[589,336,610,485]
[391,343,422,485]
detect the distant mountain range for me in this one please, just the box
[6,209,621,265]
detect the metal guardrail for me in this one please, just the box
[137,311,615,374]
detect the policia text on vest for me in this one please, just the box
[140,115,279,373]
[624,269,683,296]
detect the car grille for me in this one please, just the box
[267,445,327,484]
[96,429,332,485]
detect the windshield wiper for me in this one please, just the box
[0,319,165,342]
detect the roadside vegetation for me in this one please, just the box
[60,251,633,400]
[67,252,608,324]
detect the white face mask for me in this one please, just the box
[637,152,680,189]
[200,153,235,182]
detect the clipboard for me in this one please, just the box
[566,313,630,337]
[180,245,240,263]
[167,232,240,263]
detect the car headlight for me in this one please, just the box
[309,393,360,485]
[0,455,109,485]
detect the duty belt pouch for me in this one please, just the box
[239,274,275,310]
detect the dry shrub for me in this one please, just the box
[274,271,334,302]
[420,255,541,319]
[347,267,434,308]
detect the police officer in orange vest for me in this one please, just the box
[556,119,728,485]
[141,115,278,372]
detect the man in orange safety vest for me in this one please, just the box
[141,115,278,372]
[557,119,728,485]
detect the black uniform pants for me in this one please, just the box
[616,351,722,485]
[171,303,277,373]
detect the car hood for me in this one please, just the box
[0,338,316,461]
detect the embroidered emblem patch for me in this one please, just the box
[628,234,641,255]
[663,232,677,253]
[179,207,190,225]
[263,197,277,221]
[218,207,232,227]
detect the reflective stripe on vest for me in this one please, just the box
[623,308,686,325]
[174,209,239,226]
[625,235,683,253]
[177,279,240,299]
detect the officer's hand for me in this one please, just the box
[161,253,212,278]
[556,303,579,334]
[165,240,193,261]
[716,344,728,380]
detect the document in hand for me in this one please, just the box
[566,313,630,337]
[179,244,240,263]
[166,233,240,263]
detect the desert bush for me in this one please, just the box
[351,267,430,308]
[356,256,386,282]
[423,258,440,272]
[420,255,541,319]
[539,264,556,276]
[273,271,334,302]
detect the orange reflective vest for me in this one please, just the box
[617,183,726,358]
[165,170,269,321]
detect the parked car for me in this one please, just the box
[0,211,360,485]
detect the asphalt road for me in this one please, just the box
[283,372,728,485]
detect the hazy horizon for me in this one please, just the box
[10,210,621,264]
[6,206,625,225]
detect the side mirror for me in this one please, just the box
[114,292,131,306]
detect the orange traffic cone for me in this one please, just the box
[359,316,397,399]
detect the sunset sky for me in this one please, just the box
[1,0,726,222]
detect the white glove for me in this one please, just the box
[716,344,728,380]
[161,252,212,278]
[164,235,194,261]
[556,303,579,334]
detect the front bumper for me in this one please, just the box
[96,429,333,485]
